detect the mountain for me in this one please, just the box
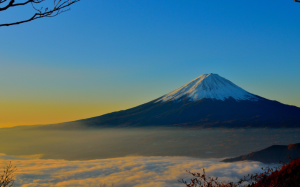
[222,143,300,163]
[54,73,300,128]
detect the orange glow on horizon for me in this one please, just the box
[0,101,128,128]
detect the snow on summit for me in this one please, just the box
[157,73,260,102]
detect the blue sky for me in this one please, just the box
[0,0,299,126]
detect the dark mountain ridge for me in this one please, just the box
[222,143,300,163]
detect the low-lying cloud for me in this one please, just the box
[0,154,275,187]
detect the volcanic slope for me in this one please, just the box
[58,73,300,128]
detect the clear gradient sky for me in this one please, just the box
[0,0,300,127]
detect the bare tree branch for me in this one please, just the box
[0,0,43,11]
[0,162,16,187]
[0,0,80,27]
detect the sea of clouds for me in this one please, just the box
[0,154,273,187]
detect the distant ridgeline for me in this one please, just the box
[48,73,300,129]
[222,143,300,164]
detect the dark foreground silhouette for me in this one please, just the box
[181,157,300,187]
[0,162,15,187]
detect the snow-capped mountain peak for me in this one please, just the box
[156,73,260,102]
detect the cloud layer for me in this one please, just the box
[0,154,273,187]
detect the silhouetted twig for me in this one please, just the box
[0,0,80,27]
[0,162,16,187]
